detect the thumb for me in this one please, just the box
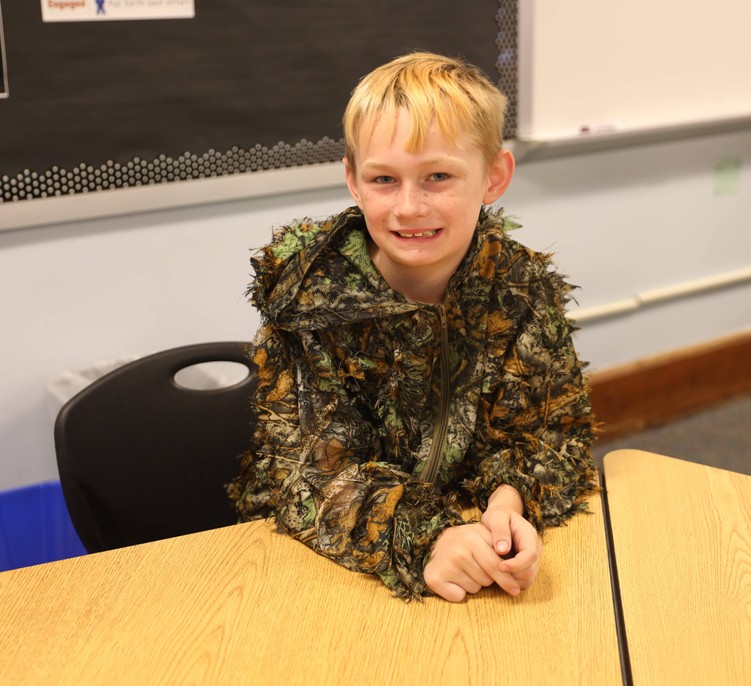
[483,511,512,556]
[494,532,512,556]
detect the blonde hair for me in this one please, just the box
[343,52,508,169]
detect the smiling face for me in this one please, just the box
[344,107,514,303]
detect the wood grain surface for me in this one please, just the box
[604,449,751,685]
[0,495,620,685]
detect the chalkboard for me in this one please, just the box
[0,0,517,211]
[517,0,751,144]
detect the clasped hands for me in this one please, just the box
[423,484,542,602]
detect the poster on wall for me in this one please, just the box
[0,0,8,97]
[41,0,194,22]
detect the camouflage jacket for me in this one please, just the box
[228,206,598,599]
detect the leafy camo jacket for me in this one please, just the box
[227,206,598,599]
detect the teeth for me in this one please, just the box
[396,230,438,238]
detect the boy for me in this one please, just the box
[228,52,598,601]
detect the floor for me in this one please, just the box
[592,392,751,476]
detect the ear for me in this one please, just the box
[482,148,515,205]
[343,157,363,209]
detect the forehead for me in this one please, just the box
[355,108,477,162]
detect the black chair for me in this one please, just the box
[54,342,257,553]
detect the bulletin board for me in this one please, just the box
[0,0,518,221]
[517,0,751,145]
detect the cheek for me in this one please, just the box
[439,192,475,221]
[358,193,389,221]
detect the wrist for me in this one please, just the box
[486,484,524,517]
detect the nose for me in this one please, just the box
[394,183,428,219]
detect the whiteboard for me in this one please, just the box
[517,0,751,144]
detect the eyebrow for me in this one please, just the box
[360,156,466,172]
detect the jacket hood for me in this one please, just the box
[248,206,520,331]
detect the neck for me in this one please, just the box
[392,274,447,304]
[370,249,456,304]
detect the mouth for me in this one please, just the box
[392,229,441,239]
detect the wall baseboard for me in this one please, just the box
[587,330,751,442]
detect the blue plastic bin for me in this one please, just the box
[0,481,87,572]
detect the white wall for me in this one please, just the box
[1,129,749,490]
[505,130,751,368]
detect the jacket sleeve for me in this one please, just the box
[227,322,453,599]
[462,254,599,532]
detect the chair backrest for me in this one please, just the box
[55,342,257,553]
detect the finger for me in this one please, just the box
[496,574,521,596]
[499,546,538,573]
[500,521,541,570]
[502,548,542,587]
[462,560,496,588]
[439,547,496,590]
[453,572,484,595]
[424,557,486,598]
[483,512,513,556]
[432,581,468,603]
[510,556,541,588]
[515,562,541,589]
[473,544,521,596]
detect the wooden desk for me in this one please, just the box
[604,449,751,685]
[0,495,620,685]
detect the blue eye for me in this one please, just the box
[430,172,450,181]
[373,176,395,184]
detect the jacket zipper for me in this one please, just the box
[419,305,451,483]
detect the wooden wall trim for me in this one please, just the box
[586,330,751,442]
